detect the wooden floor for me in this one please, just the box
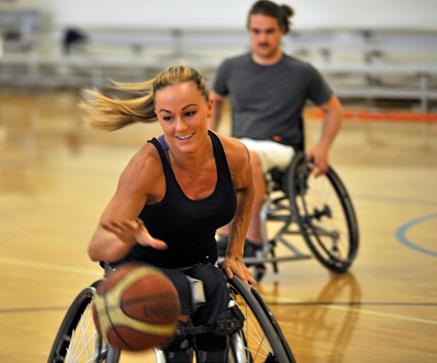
[0,90,436,363]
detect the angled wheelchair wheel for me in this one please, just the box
[287,152,359,273]
[48,276,296,363]
[47,283,121,363]
[228,277,296,363]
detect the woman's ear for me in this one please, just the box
[207,97,214,118]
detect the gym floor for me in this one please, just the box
[0,90,436,362]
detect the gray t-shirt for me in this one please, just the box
[213,53,332,150]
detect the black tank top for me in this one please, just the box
[122,131,237,268]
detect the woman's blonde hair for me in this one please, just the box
[81,65,209,131]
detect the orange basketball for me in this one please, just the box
[92,264,181,351]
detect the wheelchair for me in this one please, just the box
[238,151,359,281]
[47,265,297,363]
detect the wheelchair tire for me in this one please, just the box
[250,288,297,363]
[47,283,121,363]
[228,277,293,363]
[287,152,359,273]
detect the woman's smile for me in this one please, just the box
[175,132,195,141]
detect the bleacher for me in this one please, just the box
[1,8,437,111]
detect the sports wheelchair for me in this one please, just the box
[239,151,359,281]
[47,265,297,363]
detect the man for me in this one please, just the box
[210,0,342,254]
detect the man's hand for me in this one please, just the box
[307,143,329,177]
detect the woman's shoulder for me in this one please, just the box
[213,132,250,169]
[118,141,164,192]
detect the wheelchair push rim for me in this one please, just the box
[287,152,359,273]
[229,276,295,363]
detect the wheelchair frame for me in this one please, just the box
[47,274,296,363]
[241,152,360,281]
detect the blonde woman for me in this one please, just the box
[84,65,256,362]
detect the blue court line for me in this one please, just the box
[395,212,437,257]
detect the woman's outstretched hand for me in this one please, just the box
[102,218,167,250]
[221,255,257,287]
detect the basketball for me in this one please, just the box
[92,264,181,351]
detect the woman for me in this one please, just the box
[83,65,256,362]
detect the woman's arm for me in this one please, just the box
[88,145,167,262]
[218,135,256,286]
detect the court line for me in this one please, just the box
[395,212,437,257]
[0,306,67,314]
[2,301,436,328]
[0,256,98,276]
[353,194,437,257]
[270,301,437,306]
[353,193,437,207]
[266,298,437,326]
